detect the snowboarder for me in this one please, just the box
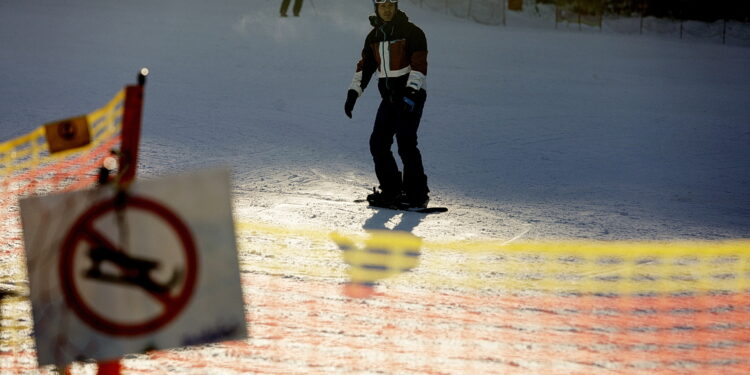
[279,0,304,17]
[344,0,430,209]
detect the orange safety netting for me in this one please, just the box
[0,89,124,256]
[2,87,750,374]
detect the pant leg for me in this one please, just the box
[370,100,402,193]
[293,0,304,15]
[395,91,429,200]
[280,0,291,14]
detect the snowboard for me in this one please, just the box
[354,198,448,214]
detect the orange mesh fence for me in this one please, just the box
[0,89,124,260]
[4,203,750,374]
[4,272,749,374]
[6,230,748,374]
[2,89,750,374]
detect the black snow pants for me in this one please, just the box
[369,89,429,201]
[280,0,303,16]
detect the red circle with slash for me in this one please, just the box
[59,196,198,337]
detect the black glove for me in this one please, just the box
[344,89,358,118]
[402,88,418,113]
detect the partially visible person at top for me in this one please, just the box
[280,0,304,17]
[344,0,431,209]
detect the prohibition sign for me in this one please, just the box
[59,195,198,337]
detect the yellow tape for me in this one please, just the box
[0,89,125,177]
[237,221,750,294]
[332,231,421,284]
[0,127,44,153]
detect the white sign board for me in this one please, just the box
[20,168,247,367]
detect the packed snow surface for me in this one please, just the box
[3,1,750,374]
[2,0,749,242]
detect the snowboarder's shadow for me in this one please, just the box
[332,208,426,298]
[334,209,424,298]
[362,208,424,233]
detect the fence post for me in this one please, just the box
[118,68,148,186]
[680,19,683,39]
[640,13,644,34]
[95,68,147,375]
[679,0,684,40]
[501,0,506,26]
[555,5,559,29]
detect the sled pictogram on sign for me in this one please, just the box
[58,195,198,337]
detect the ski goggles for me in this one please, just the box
[374,0,398,3]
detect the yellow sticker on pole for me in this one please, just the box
[44,115,91,154]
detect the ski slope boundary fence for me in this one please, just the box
[407,0,750,47]
[0,89,124,265]
[243,223,750,296]
[2,93,750,373]
[3,221,750,373]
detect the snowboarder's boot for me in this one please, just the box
[366,187,403,208]
[395,193,429,209]
[403,175,430,209]
[403,195,429,209]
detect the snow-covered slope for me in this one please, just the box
[2,0,749,240]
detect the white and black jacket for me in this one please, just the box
[349,10,427,102]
